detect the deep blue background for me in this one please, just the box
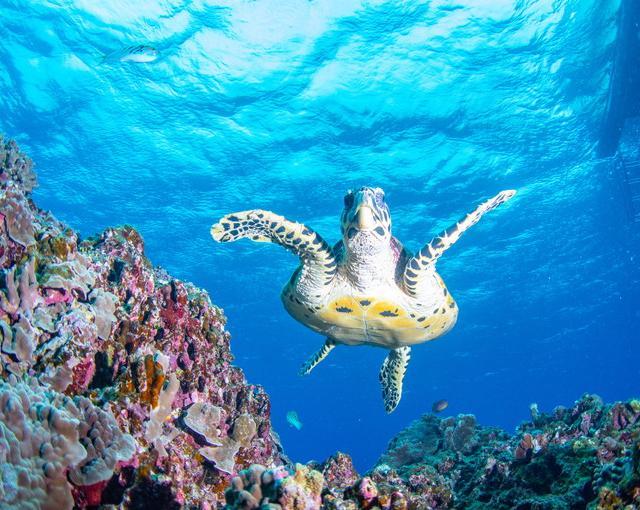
[1,0,638,471]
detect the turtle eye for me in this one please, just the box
[374,192,385,207]
[344,192,354,208]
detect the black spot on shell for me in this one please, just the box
[336,306,352,313]
[360,300,371,306]
[276,226,285,234]
[409,259,420,270]
[417,317,426,322]
[380,310,399,317]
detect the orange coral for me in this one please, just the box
[140,354,165,408]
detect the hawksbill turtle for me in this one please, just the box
[211,187,516,413]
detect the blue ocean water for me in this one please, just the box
[0,0,638,472]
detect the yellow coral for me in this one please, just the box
[231,413,257,446]
[596,486,623,510]
[572,437,596,454]
[292,463,324,498]
[629,399,640,413]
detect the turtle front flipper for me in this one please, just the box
[403,190,516,296]
[379,346,411,413]
[299,338,336,376]
[211,209,337,285]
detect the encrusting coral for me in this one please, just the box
[0,136,285,508]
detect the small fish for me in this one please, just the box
[102,45,159,64]
[432,399,449,413]
[286,410,303,430]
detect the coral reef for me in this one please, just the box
[0,136,285,508]
[372,394,640,509]
[224,394,640,509]
[2,136,638,509]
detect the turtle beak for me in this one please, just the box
[354,204,376,230]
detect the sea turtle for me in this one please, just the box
[211,187,516,413]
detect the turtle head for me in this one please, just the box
[341,187,392,255]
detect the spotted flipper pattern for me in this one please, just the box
[379,346,411,413]
[299,338,336,376]
[211,209,337,285]
[404,190,516,296]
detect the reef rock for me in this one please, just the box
[0,136,285,508]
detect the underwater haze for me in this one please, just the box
[1,0,638,471]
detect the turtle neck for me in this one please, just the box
[344,241,398,291]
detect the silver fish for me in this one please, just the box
[286,410,303,430]
[102,45,159,64]
[432,399,449,413]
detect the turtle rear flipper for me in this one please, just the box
[379,346,411,413]
[299,338,336,376]
[403,190,516,296]
[212,209,337,285]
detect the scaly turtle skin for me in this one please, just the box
[211,187,516,413]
